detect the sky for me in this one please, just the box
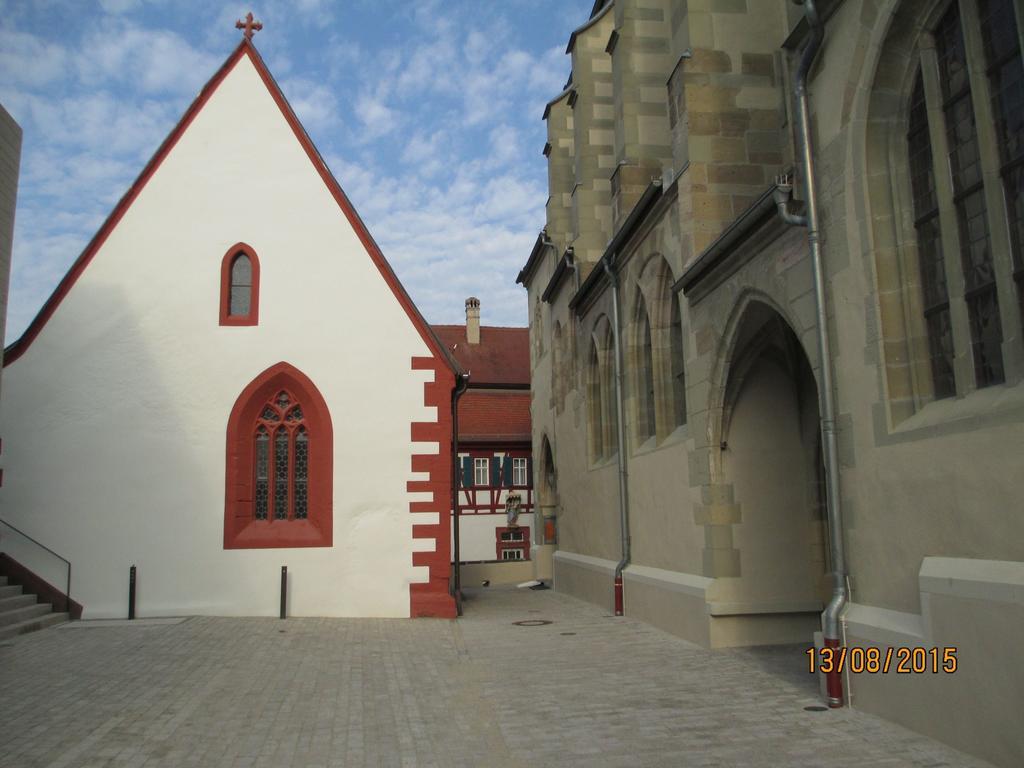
[0,0,593,343]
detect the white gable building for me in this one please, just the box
[0,38,458,620]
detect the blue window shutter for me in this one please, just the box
[503,456,513,486]
[492,455,502,487]
[461,457,473,487]
[527,457,533,488]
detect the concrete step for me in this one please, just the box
[0,602,51,627]
[0,612,68,641]
[0,584,23,599]
[0,593,37,612]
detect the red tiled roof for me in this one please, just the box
[457,390,531,442]
[431,325,530,386]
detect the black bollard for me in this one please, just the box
[280,565,287,619]
[128,565,137,620]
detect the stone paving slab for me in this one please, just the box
[0,586,995,767]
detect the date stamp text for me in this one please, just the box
[806,646,957,674]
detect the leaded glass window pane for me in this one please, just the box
[274,429,289,520]
[980,0,1024,160]
[636,295,655,442]
[604,337,618,456]
[1006,154,1024,269]
[670,295,687,426]
[231,254,252,285]
[588,342,603,459]
[925,308,956,399]
[229,254,252,316]
[294,428,308,520]
[979,0,1024,330]
[255,427,269,520]
[908,77,937,215]
[1006,165,1024,317]
[229,287,250,316]
[907,73,955,399]
[935,4,1004,388]
[967,288,1005,385]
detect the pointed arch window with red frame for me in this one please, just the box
[219,242,260,326]
[254,390,310,521]
[225,362,332,549]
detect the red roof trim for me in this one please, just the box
[4,41,248,366]
[4,40,459,376]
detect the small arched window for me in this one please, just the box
[225,362,332,549]
[220,243,260,326]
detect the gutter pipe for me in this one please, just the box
[450,372,470,614]
[603,258,631,616]
[778,0,849,707]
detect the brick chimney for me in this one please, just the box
[465,297,480,345]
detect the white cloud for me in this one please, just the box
[98,0,143,13]
[488,124,521,167]
[280,77,340,136]
[0,0,584,339]
[354,92,397,138]
[77,21,218,96]
[0,29,69,88]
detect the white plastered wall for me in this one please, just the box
[0,55,437,619]
[452,512,535,563]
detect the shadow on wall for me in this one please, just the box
[719,301,830,616]
[0,281,217,618]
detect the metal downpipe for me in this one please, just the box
[603,259,631,616]
[451,372,470,614]
[791,0,849,707]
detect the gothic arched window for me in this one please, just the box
[220,242,260,326]
[225,362,332,548]
[587,339,604,462]
[634,292,656,443]
[670,293,687,428]
[907,72,956,399]
[253,390,309,521]
[883,0,1024,414]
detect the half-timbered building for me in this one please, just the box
[433,299,535,585]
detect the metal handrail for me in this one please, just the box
[0,518,72,615]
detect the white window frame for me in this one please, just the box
[501,548,524,561]
[512,457,528,487]
[473,457,489,487]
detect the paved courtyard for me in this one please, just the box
[0,586,994,768]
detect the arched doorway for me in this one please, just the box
[534,435,558,580]
[716,301,829,642]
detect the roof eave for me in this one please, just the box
[517,230,551,286]
[566,1,614,54]
[569,178,663,313]
[673,183,781,297]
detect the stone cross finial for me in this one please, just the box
[236,12,263,40]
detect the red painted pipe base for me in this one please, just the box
[614,575,623,616]
[824,635,844,707]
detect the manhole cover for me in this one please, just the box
[513,619,552,627]
[804,705,828,712]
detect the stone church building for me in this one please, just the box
[518,1,1023,765]
[0,36,458,621]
